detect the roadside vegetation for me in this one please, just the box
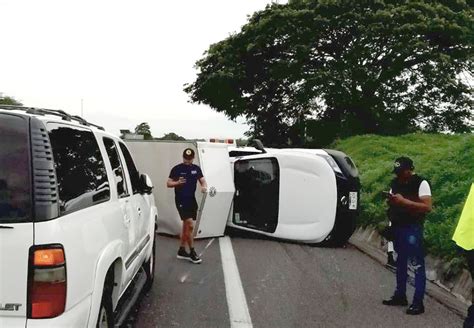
[185,1,473,147]
[334,133,474,263]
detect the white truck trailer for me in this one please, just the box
[126,140,360,246]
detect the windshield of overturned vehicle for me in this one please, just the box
[0,114,31,223]
[234,158,279,233]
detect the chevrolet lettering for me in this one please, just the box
[0,304,22,311]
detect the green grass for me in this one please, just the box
[333,133,474,261]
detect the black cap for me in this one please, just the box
[393,156,414,173]
[183,148,195,160]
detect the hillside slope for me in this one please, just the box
[333,133,474,260]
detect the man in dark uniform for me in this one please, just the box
[167,148,207,264]
[382,156,432,315]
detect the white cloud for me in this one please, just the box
[0,0,283,138]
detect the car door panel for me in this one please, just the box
[101,137,137,287]
[117,142,146,276]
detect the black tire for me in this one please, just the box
[320,214,357,247]
[144,234,156,291]
[96,273,114,328]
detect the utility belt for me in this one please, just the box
[388,207,425,226]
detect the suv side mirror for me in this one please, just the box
[140,173,153,194]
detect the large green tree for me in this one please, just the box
[185,0,473,146]
[134,122,153,140]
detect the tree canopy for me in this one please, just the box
[185,0,473,146]
[157,132,186,141]
[134,122,153,140]
[0,94,22,106]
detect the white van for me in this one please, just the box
[126,140,359,246]
[228,145,360,245]
[0,106,157,328]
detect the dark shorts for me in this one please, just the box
[175,198,198,221]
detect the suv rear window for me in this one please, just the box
[0,114,31,223]
[48,123,110,215]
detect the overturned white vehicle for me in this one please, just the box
[127,140,360,246]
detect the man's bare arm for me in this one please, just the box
[390,194,432,214]
[405,196,432,214]
[199,177,208,192]
[167,178,184,188]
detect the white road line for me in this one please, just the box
[219,236,253,328]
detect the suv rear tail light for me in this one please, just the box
[28,245,67,319]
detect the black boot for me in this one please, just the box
[406,303,425,315]
[383,295,408,306]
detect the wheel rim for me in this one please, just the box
[98,305,108,328]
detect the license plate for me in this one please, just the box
[349,192,358,210]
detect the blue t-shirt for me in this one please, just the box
[169,163,203,203]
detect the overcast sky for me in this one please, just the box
[0,0,284,139]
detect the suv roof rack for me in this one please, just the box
[0,105,105,130]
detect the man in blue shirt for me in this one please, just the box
[167,148,207,264]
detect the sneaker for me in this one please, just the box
[189,249,202,264]
[406,303,425,315]
[382,295,408,306]
[177,247,190,260]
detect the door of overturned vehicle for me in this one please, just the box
[233,157,279,233]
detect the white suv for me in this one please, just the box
[0,106,158,328]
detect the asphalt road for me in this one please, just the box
[128,234,463,328]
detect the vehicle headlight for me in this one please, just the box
[317,154,343,175]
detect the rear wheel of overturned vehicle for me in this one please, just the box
[97,273,114,328]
